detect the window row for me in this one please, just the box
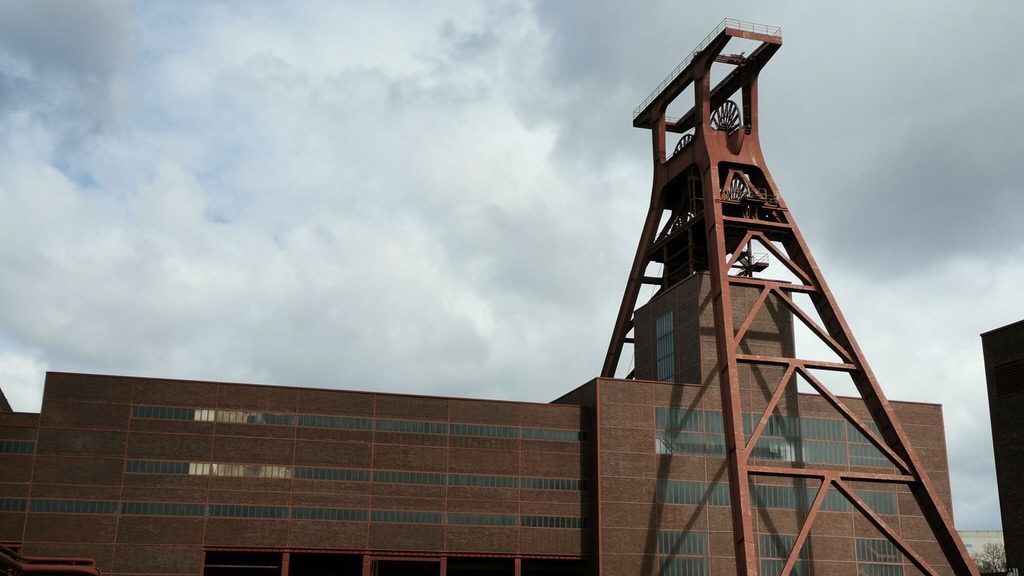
[751,485,898,515]
[655,409,889,450]
[520,515,587,529]
[0,439,35,454]
[121,502,206,516]
[658,530,707,556]
[758,533,809,560]
[11,499,586,528]
[655,425,891,469]
[760,558,809,576]
[656,430,726,457]
[446,513,517,527]
[131,405,584,441]
[125,459,586,490]
[657,480,730,507]
[658,557,707,576]
[856,538,903,564]
[857,537,905,576]
[656,408,723,434]
[658,481,897,515]
[0,498,26,512]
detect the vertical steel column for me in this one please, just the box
[281,552,290,576]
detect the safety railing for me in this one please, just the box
[632,18,781,121]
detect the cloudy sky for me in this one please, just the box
[1,0,1021,530]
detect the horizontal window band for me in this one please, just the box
[130,405,584,441]
[123,460,587,490]
[0,440,36,455]
[14,498,589,528]
[0,498,27,512]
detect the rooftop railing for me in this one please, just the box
[632,18,782,121]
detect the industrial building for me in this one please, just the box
[982,319,1024,574]
[0,276,956,576]
[0,19,978,576]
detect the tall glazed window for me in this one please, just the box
[656,311,675,382]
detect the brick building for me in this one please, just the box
[0,273,956,576]
[982,319,1024,573]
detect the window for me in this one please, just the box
[659,558,707,576]
[121,502,205,516]
[209,463,292,479]
[658,531,707,556]
[521,477,586,491]
[291,507,367,521]
[451,423,518,439]
[447,474,518,488]
[520,428,585,442]
[0,498,26,512]
[856,538,904,576]
[29,499,119,515]
[126,460,191,475]
[371,510,443,524]
[657,480,729,507]
[520,516,586,529]
[208,504,288,519]
[375,419,447,435]
[132,405,196,421]
[656,408,724,456]
[657,530,707,576]
[215,410,294,426]
[294,467,370,482]
[656,312,675,382]
[373,470,445,485]
[856,490,898,515]
[758,534,809,576]
[0,440,35,454]
[447,513,516,526]
[298,414,372,430]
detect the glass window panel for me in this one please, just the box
[0,498,26,512]
[447,513,516,526]
[659,557,708,576]
[520,428,584,442]
[658,531,707,556]
[0,440,35,454]
[297,414,372,430]
[451,423,519,439]
[291,507,367,522]
[375,419,448,435]
[370,510,443,524]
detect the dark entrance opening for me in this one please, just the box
[204,551,281,576]
[375,559,440,576]
[521,559,585,576]
[290,553,362,576]
[447,557,514,576]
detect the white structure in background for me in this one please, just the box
[960,530,1005,555]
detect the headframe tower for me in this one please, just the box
[603,19,978,576]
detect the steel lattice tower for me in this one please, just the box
[603,19,978,576]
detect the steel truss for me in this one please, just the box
[605,20,978,576]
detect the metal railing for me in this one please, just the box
[632,18,782,121]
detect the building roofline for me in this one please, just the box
[980,317,1024,337]
[0,386,11,412]
[45,371,942,410]
[45,371,586,409]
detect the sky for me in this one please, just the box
[0,0,1021,531]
